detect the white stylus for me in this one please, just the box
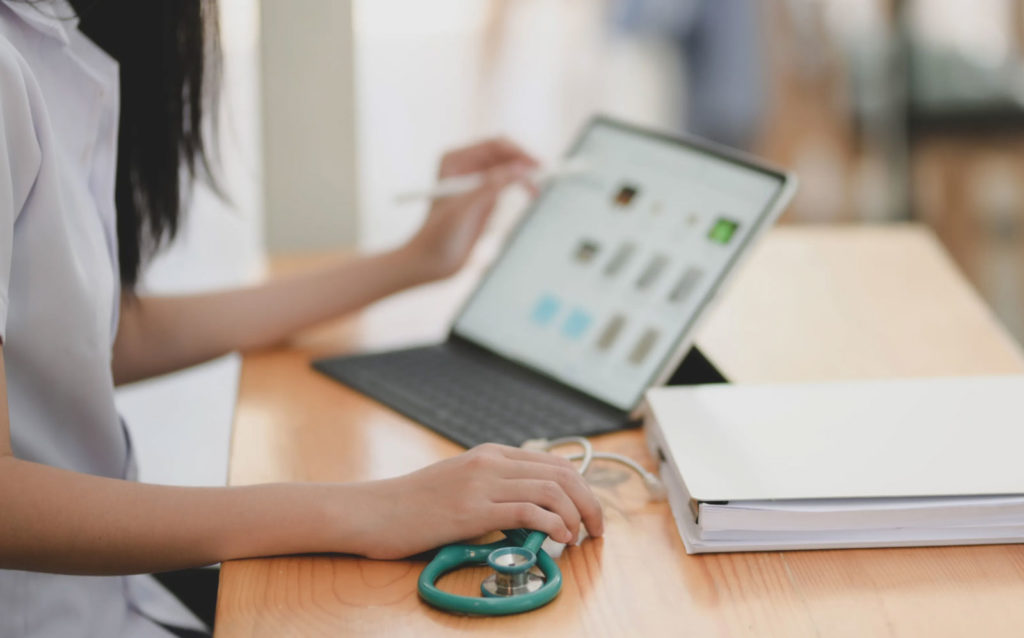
[394,158,590,204]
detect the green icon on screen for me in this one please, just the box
[708,218,739,245]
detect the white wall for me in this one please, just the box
[260,0,360,252]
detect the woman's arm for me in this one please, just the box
[113,138,537,385]
[0,348,603,573]
[112,246,427,385]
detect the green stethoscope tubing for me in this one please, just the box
[417,529,562,615]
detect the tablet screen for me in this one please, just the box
[453,119,789,411]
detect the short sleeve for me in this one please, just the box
[0,35,42,341]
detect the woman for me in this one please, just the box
[0,1,603,636]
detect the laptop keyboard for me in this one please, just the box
[313,342,632,447]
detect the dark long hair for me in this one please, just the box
[69,0,220,289]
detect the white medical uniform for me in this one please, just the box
[0,2,205,635]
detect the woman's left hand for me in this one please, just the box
[403,138,539,282]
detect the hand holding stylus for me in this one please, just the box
[400,138,540,281]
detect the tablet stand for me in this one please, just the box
[665,346,728,386]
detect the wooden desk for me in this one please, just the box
[216,225,1024,637]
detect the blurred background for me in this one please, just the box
[183,0,1024,341]
[349,0,1024,343]
[125,0,1024,484]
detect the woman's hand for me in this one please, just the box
[344,443,604,560]
[403,138,539,282]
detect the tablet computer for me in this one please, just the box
[314,115,798,446]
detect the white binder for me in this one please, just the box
[643,376,1024,554]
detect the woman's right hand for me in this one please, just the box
[343,443,604,560]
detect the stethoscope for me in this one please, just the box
[418,437,665,616]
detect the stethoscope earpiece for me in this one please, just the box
[481,546,545,597]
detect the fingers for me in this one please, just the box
[448,163,530,218]
[439,137,539,178]
[489,503,573,544]
[450,175,506,236]
[492,479,582,543]
[470,444,605,538]
[509,460,605,538]
[477,136,537,167]
[482,163,534,199]
[478,442,578,472]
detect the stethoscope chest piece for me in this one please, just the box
[418,529,562,615]
[481,546,545,597]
